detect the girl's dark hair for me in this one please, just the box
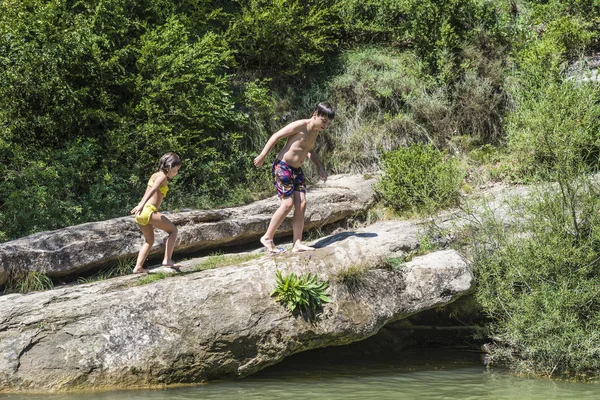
[157,152,182,174]
[314,102,335,120]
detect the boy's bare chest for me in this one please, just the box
[294,131,317,150]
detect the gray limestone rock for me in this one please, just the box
[0,221,473,393]
[0,174,376,286]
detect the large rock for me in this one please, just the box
[0,220,473,393]
[0,174,376,286]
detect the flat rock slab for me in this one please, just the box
[0,174,376,286]
[0,220,473,393]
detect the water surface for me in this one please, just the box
[1,349,597,400]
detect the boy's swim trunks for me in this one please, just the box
[272,159,306,199]
[135,204,158,226]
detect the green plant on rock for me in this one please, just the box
[271,270,331,316]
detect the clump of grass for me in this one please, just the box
[383,256,406,271]
[5,270,54,294]
[135,272,171,286]
[336,264,368,292]
[78,257,134,284]
[192,252,261,272]
[404,235,439,262]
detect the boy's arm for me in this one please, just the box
[307,150,327,183]
[253,120,305,167]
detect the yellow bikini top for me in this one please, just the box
[147,177,169,197]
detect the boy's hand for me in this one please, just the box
[253,154,265,167]
[319,168,327,183]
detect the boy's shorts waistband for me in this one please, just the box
[273,159,302,171]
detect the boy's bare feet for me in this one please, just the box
[260,236,285,254]
[133,267,149,274]
[292,242,315,252]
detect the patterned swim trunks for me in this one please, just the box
[272,159,306,199]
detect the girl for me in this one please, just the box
[130,152,182,274]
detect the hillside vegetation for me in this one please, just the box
[2,0,600,378]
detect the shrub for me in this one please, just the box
[271,270,331,318]
[322,48,433,172]
[330,48,432,113]
[334,0,407,45]
[226,0,337,79]
[472,179,600,377]
[451,69,506,144]
[0,1,278,240]
[504,79,600,180]
[398,0,505,80]
[377,144,464,212]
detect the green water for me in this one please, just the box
[1,349,598,400]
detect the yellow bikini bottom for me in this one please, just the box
[135,204,158,226]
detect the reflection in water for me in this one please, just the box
[1,349,598,400]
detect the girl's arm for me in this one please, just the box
[253,120,305,167]
[130,172,167,214]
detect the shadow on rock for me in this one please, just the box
[313,232,378,248]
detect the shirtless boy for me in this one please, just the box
[253,102,335,254]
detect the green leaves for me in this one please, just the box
[271,270,331,316]
[377,144,464,213]
[473,178,600,377]
[226,0,338,79]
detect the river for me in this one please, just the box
[1,348,597,399]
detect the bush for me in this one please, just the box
[377,144,464,212]
[504,79,600,180]
[514,15,594,85]
[330,48,432,113]
[334,0,407,45]
[473,179,600,377]
[398,0,506,80]
[226,0,337,79]
[0,1,277,240]
[321,48,434,172]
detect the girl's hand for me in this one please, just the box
[131,205,142,215]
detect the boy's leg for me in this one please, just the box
[133,225,154,274]
[260,159,294,253]
[149,212,181,268]
[291,191,314,252]
[261,196,294,252]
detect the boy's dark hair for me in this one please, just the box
[314,102,335,120]
[157,152,182,174]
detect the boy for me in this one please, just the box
[253,102,335,254]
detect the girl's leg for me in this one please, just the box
[291,191,314,252]
[261,196,294,252]
[133,225,155,274]
[148,212,180,267]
